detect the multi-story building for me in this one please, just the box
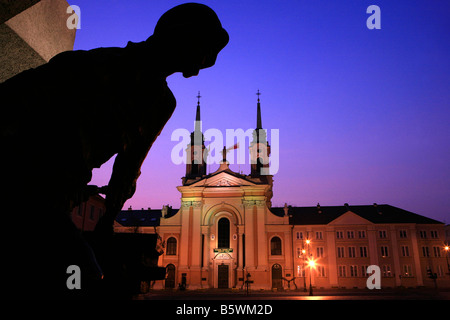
[283,204,449,289]
[114,95,449,290]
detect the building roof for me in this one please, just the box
[117,204,443,227]
[270,204,444,225]
[116,206,179,226]
[116,209,162,227]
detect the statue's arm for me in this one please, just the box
[96,136,152,233]
[95,88,175,235]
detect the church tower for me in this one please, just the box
[250,90,271,177]
[184,92,207,182]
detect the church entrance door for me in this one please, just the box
[165,264,176,289]
[272,264,283,290]
[218,264,229,289]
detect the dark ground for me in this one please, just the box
[136,287,450,300]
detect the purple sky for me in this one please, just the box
[73,0,450,223]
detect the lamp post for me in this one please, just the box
[304,236,315,296]
[445,245,450,275]
[301,238,311,292]
[308,259,315,296]
[302,248,307,292]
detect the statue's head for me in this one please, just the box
[151,3,229,77]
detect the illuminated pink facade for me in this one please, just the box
[115,97,450,290]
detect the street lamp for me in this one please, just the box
[301,237,311,292]
[308,259,316,296]
[301,248,307,292]
[445,245,450,274]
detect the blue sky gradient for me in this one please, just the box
[72,1,450,223]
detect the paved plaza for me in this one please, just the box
[135,287,450,300]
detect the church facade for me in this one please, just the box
[114,95,449,290]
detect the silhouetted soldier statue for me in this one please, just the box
[0,3,228,298]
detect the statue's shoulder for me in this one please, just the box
[49,46,124,66]
[147,79,177,110]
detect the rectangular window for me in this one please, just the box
[401,245,410,257]
[347,231,354,239]
[379,230,387,239]
[359,246,368,258]
[337,247,345,258]
[315,231,323,240]
[316,247,324,258]
[419,231,427,239]
[348,246,356,258]
[399,230,407,238]
[381,246,389,257]
[403,265,413,277]
[361,265,368,277]
[317,266,326,277]
[430,230,438,239]
[433,246,441,257]
[297,265,305,277]
[422,246,430,257]
[382,265,392,277]
[338,265,346,277]
[350,265,358,277]
[358,230,366,239]
[336,231,343,239]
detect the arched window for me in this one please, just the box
[217,217,230,248]
[166,237,177,255]
[271,236,282,255]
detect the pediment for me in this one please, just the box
[190,171,254,187]
[328,211,373,225]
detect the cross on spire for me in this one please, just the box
[197,91,201,105]
[256,90,262,129]
[194,91,202,132]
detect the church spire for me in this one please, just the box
[191,91,204,145]
[253,89,266,143]
[250,90,270,178]
[195,91,201,132]
[256,89,262,129]
[184,91,207,183]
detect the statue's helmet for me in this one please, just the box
[153,3,229,69]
